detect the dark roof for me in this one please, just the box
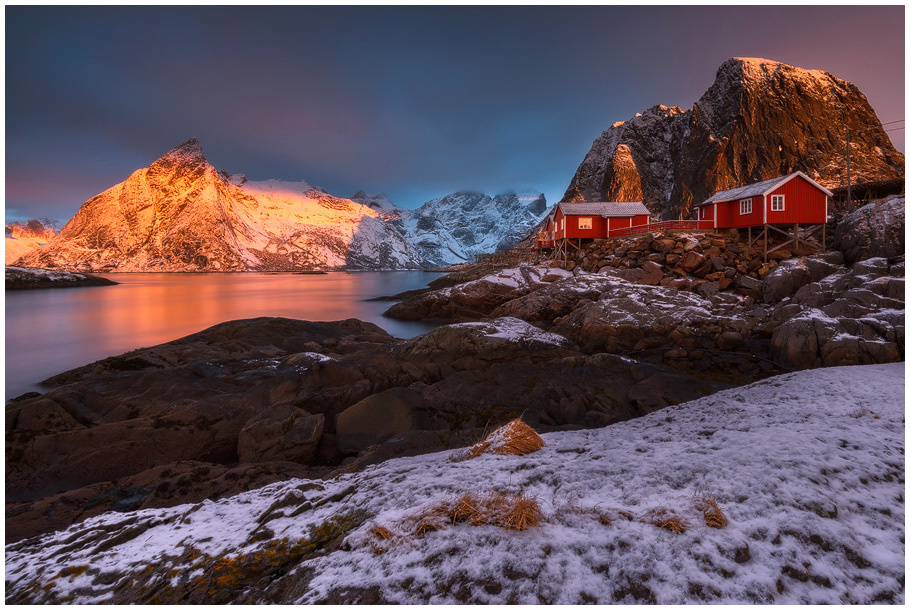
[557,201,651,217]
[697,171,833,206]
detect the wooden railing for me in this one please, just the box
[607,220,715,238]
[474,248,536,266]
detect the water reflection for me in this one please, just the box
[5,272,441,400]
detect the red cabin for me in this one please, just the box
[553,201,651,241]
[533,214,556,250]
[694,171,831,230]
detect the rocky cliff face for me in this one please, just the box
[17,140,425,272]
[564,58,904,219]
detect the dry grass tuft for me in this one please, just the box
[370,526,393,540]
[449,493,480,524]
[463,418,545,460]
[696,497,728,529]
[501,494,544,531]
[641,507,688,534]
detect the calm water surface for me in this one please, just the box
[5,272,442,400]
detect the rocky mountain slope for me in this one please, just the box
[5,218,59,264]
[15,140,425,272]
[564,57,904,219]
[394,190,549,267]
[6,363,904,604]
[11,141,545,272]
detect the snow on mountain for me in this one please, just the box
[5,362,903,604]
[15,140,426,272]
[5,218,60,264]
[349,191,403,221]
[398,189,549,267]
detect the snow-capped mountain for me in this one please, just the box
[5,218,60,265]
[564,57,905,219]
[5,363,903,604]
[397,190,549,267]
[349,191,403,222]
[16,140,425,272]
[13,141,546,272]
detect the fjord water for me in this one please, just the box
[5,272,441,401]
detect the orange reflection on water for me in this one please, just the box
[6,272,440,399]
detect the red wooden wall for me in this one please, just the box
[765,175,828,224]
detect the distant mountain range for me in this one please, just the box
[5,219,60,265]
[12,140,547,272]
[564,57,904,219]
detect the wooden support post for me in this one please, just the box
[822,223,826,250]
[747,226,751,255]
[794,223,800,251]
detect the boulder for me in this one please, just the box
[679,251,706,271]
[762,255,845,304]
[336,387,430,454]
[832,195,905,265]
[237,406,325,464]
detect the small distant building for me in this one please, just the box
[533,214,557,250]
[694,171,831,230]
[547,201,651,260]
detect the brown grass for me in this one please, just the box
[463,418,545,460]
[501,494,544,531]
[370,526,393,540]
[640,507,688,534]
[695,497,728,529]
[449,493,480,524]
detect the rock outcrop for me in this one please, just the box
[564,58,904,219]
[5,266,118,290]
[6,316,719,542]
[832,195,905,265]
[769,257,904,370]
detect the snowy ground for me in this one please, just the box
[5,363,904,604]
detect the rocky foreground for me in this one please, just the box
[7,315,725,543]
[386,196,905,373]
[5,196,904,572]
[5,364,904,604]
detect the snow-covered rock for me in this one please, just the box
[5,266,117,289]
[5,363,903,604]
[832,194,905,265]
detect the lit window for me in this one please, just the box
[771,195,785,211]
[739,198,752,215]
[578,217,593,229]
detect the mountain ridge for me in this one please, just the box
[563,57,904,219]
[15,141,544,272]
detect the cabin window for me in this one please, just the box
[560,217,565,231]
[700,207,706,219]
[578,217,593,230]
[739,198,752,215]
[771,195,785,211]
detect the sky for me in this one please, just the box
[5,5,906,223]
